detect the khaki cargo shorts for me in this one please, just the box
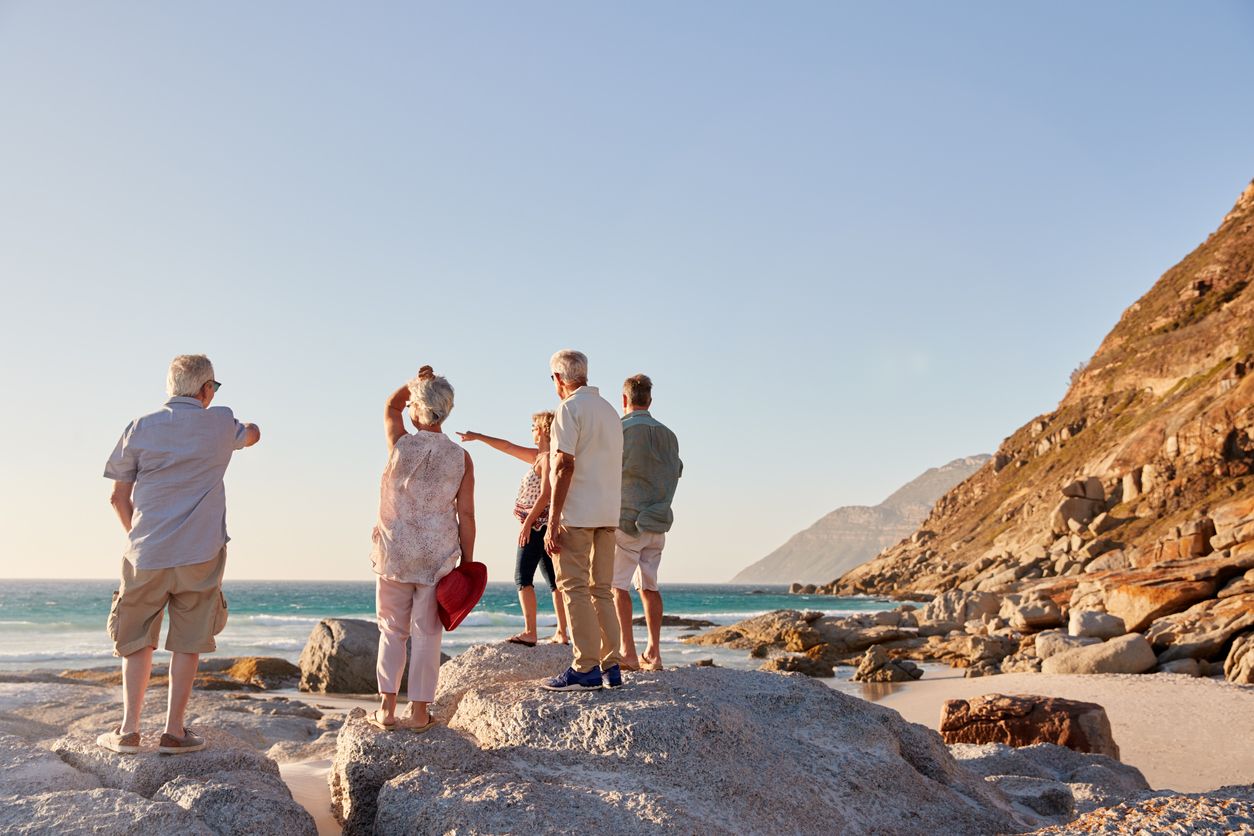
[107,548,229,657]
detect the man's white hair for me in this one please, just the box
[166,354,215,397]
[550,349,588,385]
[408,373,455,426]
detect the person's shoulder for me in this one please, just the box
[207,405,236,420]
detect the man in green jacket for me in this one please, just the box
[613,374,682,671]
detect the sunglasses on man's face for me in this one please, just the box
[210,380,222,392]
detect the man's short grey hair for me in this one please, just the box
[550,349,588,385]
[167,354,215,397]
[408,372,455,426]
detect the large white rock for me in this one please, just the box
[333,646,1026,835]
[1041,634,1157,675]
[1069,610,1127,640]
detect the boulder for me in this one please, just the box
[788,582,804,594]
[1143,593,1254,661]
[299,618,392,694]
[433,641,577,715]
[1226,632,1254,684]
[0,788,213,835]
[1084,549,1130,574]
[1051,497,1104,536]
[154,769,315,835]
[939,694,1121,759]
[949,742,1149,816]
[1007,598,1064,632]
[1103,578,1217,633]
[684,609,822,651]
[1028,785,1254,834]
[1040,634,1157,676]
[332,647,1025,836]
[852,645,923,682]
[760,653,834,678]
[1035,631,1101,660]
[1068,610,1127,640]
[222,657,301,690]
[50,727,280,798]
[919,590,1001,633]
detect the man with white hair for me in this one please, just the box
[541,349,624,690]
[97,354,260,754]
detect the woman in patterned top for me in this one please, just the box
[458,412,569,647]
[370,366,475,732]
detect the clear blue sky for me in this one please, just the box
[2,2,1252,582]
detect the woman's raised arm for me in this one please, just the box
[455,431,538,464]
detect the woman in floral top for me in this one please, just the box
[458,412,569,646]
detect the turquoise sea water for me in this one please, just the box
[0,580,893,672]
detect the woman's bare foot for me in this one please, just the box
[619,656,642,671]
[642,650,663,671]
[547,633,569,645]
[507,632,538,646]
[400,704,435,730]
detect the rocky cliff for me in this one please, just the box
[732,456,989,584]
[834,180,1254,600]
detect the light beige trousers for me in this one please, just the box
[553,525,621,673]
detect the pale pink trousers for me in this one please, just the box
[375,576,443,702]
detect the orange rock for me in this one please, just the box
[939,693,1120,759]
[1104,579,1218,633]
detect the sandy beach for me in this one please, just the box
[831,667,1254,793]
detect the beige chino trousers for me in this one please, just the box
[553,525,621,673]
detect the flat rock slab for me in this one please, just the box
[0,731,101,796]
[1040,634,1156,675]
[51,727,279,797]
[334,655,1027,836]
[940,693,1121,759]
[950,742,1149,819]
[0,787,214,835]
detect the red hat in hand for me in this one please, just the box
[437,561,487,631]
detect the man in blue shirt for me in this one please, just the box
[97,354,260,755]
[613,374,682,672]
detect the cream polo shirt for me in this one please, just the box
[551,385,623,528]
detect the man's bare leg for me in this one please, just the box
[120,646,154,734]
[613,588,639,668]
[164,651,199,737]
[641,588,664,667]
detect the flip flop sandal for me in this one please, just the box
[619,661,642,672]
[641,661,664,671]
[507,635,537,647]
[404,716,438,734]
[367,711,397,731]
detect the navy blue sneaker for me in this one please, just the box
[603,664,623,688]
[540,666,603,691]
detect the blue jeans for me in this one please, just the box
[515,525,557,591]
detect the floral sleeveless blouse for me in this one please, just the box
[513,463,550,530]
[370,431,466,585]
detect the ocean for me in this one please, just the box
[0,580,894,673]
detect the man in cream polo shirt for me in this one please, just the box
[541,349,625,691]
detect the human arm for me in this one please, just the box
[110,481,135,533]
[518,457,552,546]
[543,451,574,556]
[240,423,261,447]
[456,451,476,564]
[384,384,410,448]
[455,431,538,465]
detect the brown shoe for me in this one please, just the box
[158,727,205,755]
[96,726,141,754]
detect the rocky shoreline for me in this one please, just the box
[1,617,1250,834]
